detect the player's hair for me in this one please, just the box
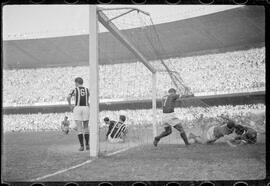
[65,116,68,119]
[168,88,176,93]
[226,121,235,129]
[104,117,110,122]
[75,77,83,85]
[119,115,126,122]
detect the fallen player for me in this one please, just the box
[105,115,128,143]
[188,115,236,147]
[228,124,257,145]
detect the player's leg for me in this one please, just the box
[74,106,84,151]
[83,120,89,150]
[75,120,84,151]
[153,125,172,147]
[173,123,190,146]
[82,106,90,150]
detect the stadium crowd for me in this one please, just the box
[3,104,265,133]
[3,47,265,106]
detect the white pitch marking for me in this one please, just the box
[31,145,139,181]
[31,159,93,181]
[106,145,139,156]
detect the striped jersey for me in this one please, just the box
[109,121,127,139]
[69,86,89,106]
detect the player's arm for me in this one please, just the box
[87,88,90,106]
[226,139,238,147]
[67,89,75,111]
[206,138,217,144]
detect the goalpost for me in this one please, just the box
[89,5,158,157]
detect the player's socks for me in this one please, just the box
[84,133,89,150]
[180,132,190,146]
[78,134,84,149]
[153,137,160,147]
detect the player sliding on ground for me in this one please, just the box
[188,114,240,147]
[153,88,190,147]
[104,115,128,143]
[67,77,90,151]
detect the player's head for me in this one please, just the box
[226,121,235,130]
[168,88,176,95]
[103,117,110,124]
[64,116,68,120]
[75,77,83,87]
[119,115,126,122]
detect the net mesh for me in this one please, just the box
[99,8,211,120]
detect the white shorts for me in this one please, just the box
[108,136,124,143]
[162,112,181,127]
[73,106,90,121]
[206,126,216,141]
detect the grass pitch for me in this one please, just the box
[2,126,266,181]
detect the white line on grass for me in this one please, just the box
[32,159,93,181]
[31,145,139,181]
[106,144,139,156]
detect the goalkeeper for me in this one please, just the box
[188,115,237,147]
[229,124,257,145]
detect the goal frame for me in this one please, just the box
[89,5,157,157]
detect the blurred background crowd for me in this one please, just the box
[3,104,265,133]
[3,47,265,106]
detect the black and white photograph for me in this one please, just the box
[2,5,266,182]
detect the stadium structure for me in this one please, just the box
[2,5,266,182]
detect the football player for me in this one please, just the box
[153,88,191,147]
[231,124,257,145]
[67,77,90,151]
[107,115,128,143]
[61,116,70,134]
[104,117,117,140]
[188,116,236,147]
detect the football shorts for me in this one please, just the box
[162,112,181,127]
[73,106,90,121]
[206,126,216,141]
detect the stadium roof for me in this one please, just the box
[3,6,264,69]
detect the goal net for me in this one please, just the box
[97,7,215,155]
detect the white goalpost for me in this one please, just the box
[89,5,158,157]
[89,5,99,157]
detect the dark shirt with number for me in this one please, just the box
[162,94,180,113]
[69,86,89,106]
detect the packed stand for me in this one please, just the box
[3,47,265,106]
[3,104,265,133]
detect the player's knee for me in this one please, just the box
[174,124,184,133]
[77,127,83,134]
[165,126,172,134]
[83,128,89,134]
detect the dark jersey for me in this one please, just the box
[236,126,257,144]
[109,121,127,139]
[106,120,116,137]
[162,94,180,113]
[69,86,89,106]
